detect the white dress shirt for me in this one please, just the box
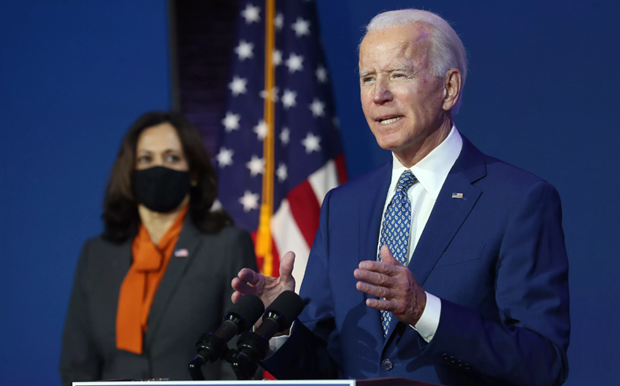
[270,126,463,352]
[378,125,462,342]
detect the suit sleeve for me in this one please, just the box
[262,190,341,379]
[59,240,102,386]
[424,181,570,386]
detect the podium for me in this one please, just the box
[74,378,441,386]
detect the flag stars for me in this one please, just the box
[260,86,279,102]
[211,199,222,211]
[273,50,282,66]
[277,163,288,182]
[246,155,264,176]
[239,190,260,212]
[281,89,297,109]
[253,120,268,141]
[241,4,261,24]
[274,13,284,31]
[222,112,241,132]
[216,147,234,168]
[235,41,254,60]
[316,65,328,83]
[285,53,304,73]
[228,76,248,96]
[280,127,290,145]
[309,98,326,117]
[302,133,321,153]
[291,17,311,37]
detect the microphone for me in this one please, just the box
[231,291,305,379]
[188,294,264,380]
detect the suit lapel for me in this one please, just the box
[360,162,393,266]
[145,216,203,347]
[384,136,487,342]
[409,136,486,287]
[109,241,132,289]
[357,162,393,343]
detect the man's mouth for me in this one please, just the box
[377,116,403,125]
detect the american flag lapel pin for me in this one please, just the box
[452,192,464,199]
[174,249,189,258]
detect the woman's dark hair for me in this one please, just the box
[102,111,233,243]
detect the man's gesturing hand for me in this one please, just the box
[231,250,296,308]
[354,245,427,326]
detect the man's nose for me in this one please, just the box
[373,80,393,104]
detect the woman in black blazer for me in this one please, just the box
[60,112,257,384]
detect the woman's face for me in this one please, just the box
[135,123,189,171]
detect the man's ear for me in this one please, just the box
[442,69,462,111]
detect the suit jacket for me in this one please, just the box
[59,218,257,385]
[264,136,570,386]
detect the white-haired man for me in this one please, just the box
[233,9,570,386]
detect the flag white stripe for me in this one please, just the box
[308,160,339,206]
[271,198,311,294]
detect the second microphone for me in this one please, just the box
[231,290,305,379]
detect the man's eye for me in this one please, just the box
[362,76,374,84]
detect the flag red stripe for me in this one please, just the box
[287,180,321,248]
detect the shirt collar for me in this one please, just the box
[391,125,463,199]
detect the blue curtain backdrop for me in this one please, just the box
[0,1,618,385]
[0,1,172,385]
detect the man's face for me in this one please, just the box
[359,24,448,162]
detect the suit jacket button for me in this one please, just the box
[381,359,394,371]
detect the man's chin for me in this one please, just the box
[376,138,404,152]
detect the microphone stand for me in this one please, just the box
[188,332,228,380]
[227,310,289,379]
[188,357,206,380]
[187,294,264,381]
[224,346,259,380]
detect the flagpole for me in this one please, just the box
[256,0,276,276]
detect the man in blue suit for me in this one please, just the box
[232,9,569,386]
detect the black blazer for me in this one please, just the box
[60,218,257,385]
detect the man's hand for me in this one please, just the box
[354,245,427,326]
[232,250,296,308]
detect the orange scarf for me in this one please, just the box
[116,205,188,354]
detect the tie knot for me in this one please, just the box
[396,170,416,192]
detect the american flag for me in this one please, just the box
[216,0,346,292]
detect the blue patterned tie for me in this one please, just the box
[378,169,417,338]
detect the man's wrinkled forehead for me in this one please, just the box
[359,24,432,68]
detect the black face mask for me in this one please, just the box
[133,166,191,213]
